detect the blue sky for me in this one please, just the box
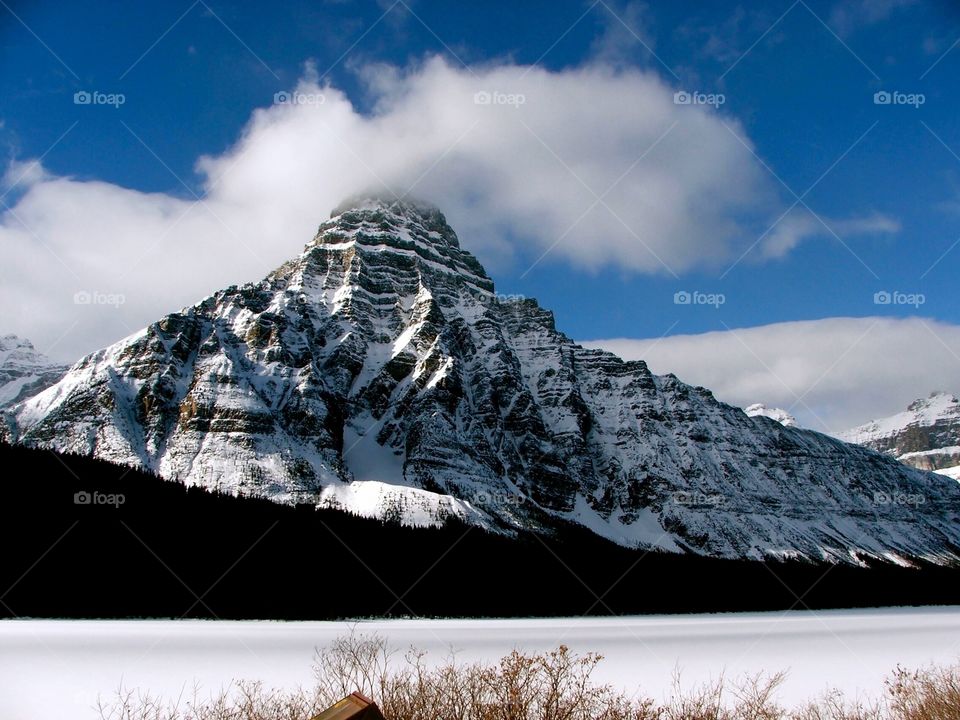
[2,0,960,428]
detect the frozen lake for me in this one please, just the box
[2,607,959,719]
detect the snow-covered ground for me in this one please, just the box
[2,607,959,719]
[936,465,960,480]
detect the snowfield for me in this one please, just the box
[2,607,959,719]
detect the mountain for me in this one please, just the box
[744,403,798,428]
[839,392,960,477]
[0,335,68,408]
[5,198,960,565]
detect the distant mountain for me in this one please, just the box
[5,198,960,565]
[744,403,798,428]
[839,392,960,477]
[0,335,68,408]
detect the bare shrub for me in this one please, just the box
[96,633,960,720]
[96,679,324,720]
[311,633,658,720]
[886,662,960,720]
[790,689,883,720]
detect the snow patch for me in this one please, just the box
[317,480,479,527]
[935,465,960,481]
[566,495,683,553]
[342,422,407,485]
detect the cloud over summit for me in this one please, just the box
[1,55,894,360]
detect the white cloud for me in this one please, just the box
[829,0,918,37]
[0,56,890,362]
[589,0,658,66]
[582,316,960,434]
[1,159,49,192]
[760,208,899,258]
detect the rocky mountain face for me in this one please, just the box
[0,335,68,409]
[5,199,960,565]
[839,393,960,474]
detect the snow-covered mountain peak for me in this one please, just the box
[295,195,494,310]
[744,403,798,427]
[0,333,38,358]
[906,391,959,416]
[329,194,442,222]
[840,392,960,447]
[0,335,68,408]
[838,392,960,474]
[318,196,469,253]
